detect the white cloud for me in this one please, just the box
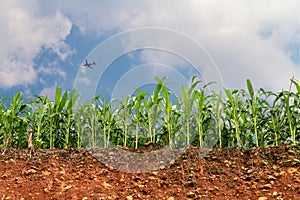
[51,0,299,91]
[39,85,57,100]
[75,77,90,86]
[139,50,188,69]
[1,0,299,92]
[0,2,72,88]
[38,66,67,80]
[107,0,299,91]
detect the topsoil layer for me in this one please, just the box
[0,144,299,200]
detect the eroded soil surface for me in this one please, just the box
[0,144,300,200]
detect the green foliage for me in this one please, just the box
[0,77,299,150]
[0,92,28,149]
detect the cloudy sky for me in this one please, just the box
[0,0,299,101]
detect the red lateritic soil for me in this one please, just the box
[0,144,299,200]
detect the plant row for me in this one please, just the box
[0,76,299,150]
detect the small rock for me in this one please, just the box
[63,185,72,191]
[261,184,272,189]
[159,165,165,170]
[167,197,175,200]
[152,171,159,175]
[258,197,268,200]
[102,181,112,188]
[272,191,278,196]
[44,188,50,193]
[148,176,156,180]
[54,178,61,183]
[25,169,37,175]
[266,175,276,180]
[126,195,133,200]
[169,159,175,165]
[187,191,195,197]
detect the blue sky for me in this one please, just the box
[0,1,299,102]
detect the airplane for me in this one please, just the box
[82,59,96,68]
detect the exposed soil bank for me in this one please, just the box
[0,144,299,199]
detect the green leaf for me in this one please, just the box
[291,78,300,94]
[55,87,62,108]
[224,88,233,103]
[246,79,254,99]
[58,91,68,112]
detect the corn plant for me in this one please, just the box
[287,78,300,144]
[243,80,271,147]
[193,81,215,147]
[159,80,181,147]
[179,76,201,146]
[269,89,297,146]
[263,90,286,146]
[211,91,224,148]
[132,90,147,149]
[48,88,68,148]
[245,79,259,147]
[74,102,86,148]
[97,97,116,147]
[0,92,27,150]
[224,89,245,148]
[142,77,166,144]
[29,95,51,148]
[63,89,79,148]
[83,96,102,148]
[254,88,276,147]
[115,95,134,148]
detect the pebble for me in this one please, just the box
[258,197,268,200]
[126,195,133,200]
